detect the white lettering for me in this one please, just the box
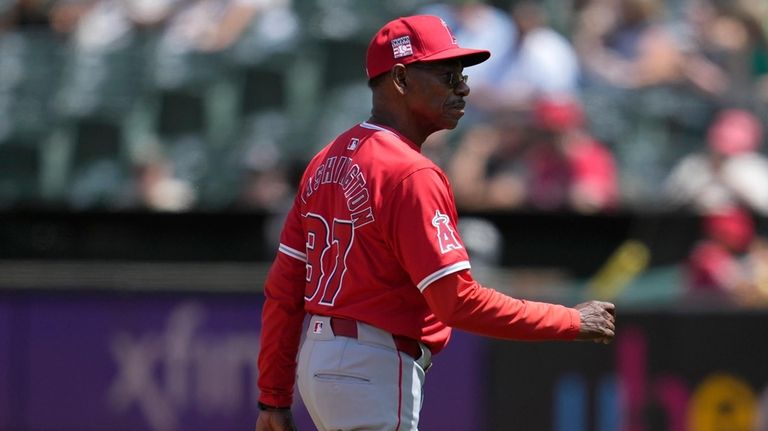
[301,154,376,228]
[322,157,337,184]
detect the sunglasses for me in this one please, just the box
[408,63,469,89]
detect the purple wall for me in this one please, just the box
[23,296,263,431]
[422,330,486,430]
[0,293,486,431]
[0,302,10,428]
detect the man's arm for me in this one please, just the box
[257,250,307,408]
[423,269,615,342]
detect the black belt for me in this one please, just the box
[329,317,423,361]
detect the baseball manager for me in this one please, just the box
[256,14,616,431]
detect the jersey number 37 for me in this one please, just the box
[304,213,354,306]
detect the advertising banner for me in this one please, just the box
[7,293,768,431]
[488,311,768,430]
[0,293,485,431]
[0,302,10,429]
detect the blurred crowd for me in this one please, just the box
[0,0,302,212]
[425,0,768,305]
[2,0,768,300]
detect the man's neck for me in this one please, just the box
[367,112,429,147]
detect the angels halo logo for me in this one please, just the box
[431,210,462,253]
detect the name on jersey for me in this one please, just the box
[302,155,375,229]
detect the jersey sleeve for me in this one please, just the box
[423,269,580,340]
[380,168,471,291]
[257,198,307,407]
[276,194,307,259]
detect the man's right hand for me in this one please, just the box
[255,410,297,431]
[574,301,616,344]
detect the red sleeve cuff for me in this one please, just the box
[258,394,293,409]
[566,307,581,339]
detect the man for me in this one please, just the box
[256,15,616,431]
[663,108,768,216]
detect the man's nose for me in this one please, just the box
[454,81,470,97]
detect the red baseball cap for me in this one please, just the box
[533,96,585,131]
[703,206,754,252]
[365,15,491,79]
[707,109,763,156]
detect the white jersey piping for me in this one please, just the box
[416,261,471,292]
[278,243,307,262]
[360,121,399,137]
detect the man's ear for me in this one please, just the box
[391,64,408,95]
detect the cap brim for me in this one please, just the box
[419,47,491,68]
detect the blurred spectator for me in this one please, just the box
[663,108,768,216]
[679,0,768,102]
[133,159,196,212]
[730,1,768,102]
[150,0,262,94]
[678,0,735,97]
[524,96,619,212]
[419,0,515,88]
[448,96,618,213]
[235,122,293,212]
[686,206,768,305]
[470,0,580,115]
[421,128,454,169]
[54,0,167,120]
[447,118,528,211]
[68,0,172,50]
[238,164,291,210]
[235,130,296,253]
[49,1,97,36]
[155,0,267,55]
[0,2,14,33]
[737,0,768,103]
[574,0,685,89]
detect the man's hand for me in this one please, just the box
[574,301,616,344]
[255,409,297,431]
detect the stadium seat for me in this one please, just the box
[65,120,129,209]
[56,35,148,123]
[0,141,41,208]
[0,30,63,143]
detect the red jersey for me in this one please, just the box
[257,122,580,407]
[278,122,469,353]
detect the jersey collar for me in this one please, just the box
[360,122,421,152]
